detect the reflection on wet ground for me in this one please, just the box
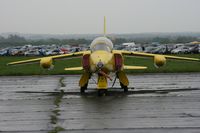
[0,73,200,133]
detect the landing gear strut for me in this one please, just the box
[80,83,88,94]
[120,82,128,92]
[98,89,107,96]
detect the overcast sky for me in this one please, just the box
[0,0,200,34]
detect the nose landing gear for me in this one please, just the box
[98,89,107,96]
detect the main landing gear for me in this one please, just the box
[117,71,129,93]
[79,71,130,95]
[79,72,90,94]
[80,83,88,94]
[120,82,128,92]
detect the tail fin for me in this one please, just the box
[104,16,106,37]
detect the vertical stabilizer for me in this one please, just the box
[104,16,106,36]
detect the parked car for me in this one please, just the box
[24,50,40,56]
[130,46,143,52]
[173,43,184,49]
[185,44,199,54]
[171,46,190,54]
[144,46,157,53]
[69,47,81,53]
[0,50,8,56]
[60,48,69,54]
[151,46,166,54]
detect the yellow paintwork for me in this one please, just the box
[79,72,90,87]
[154,55,166,67]
[65,67,83,71]
[123,65,147,70]
[115,50,200,61]
[117,71,129,86]
[104,16,106,36]
[40,57,53,69]
[97,75,108,89]
[90,50,115,72]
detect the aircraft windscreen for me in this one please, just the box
[92,44,111,52]
[90,37,113,52]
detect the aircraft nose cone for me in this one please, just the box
[96,61,104,68]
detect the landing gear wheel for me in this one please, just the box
[80,83,88,94]
[123,86,128,93]
[98,89,107,96]
[120,82,128,93]
[80,87,85,94]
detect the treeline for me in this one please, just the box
[0,34,199,48]
[0,35,91,48]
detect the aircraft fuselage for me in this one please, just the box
[90,50,115,73]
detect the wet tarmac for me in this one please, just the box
[0,73,200,133]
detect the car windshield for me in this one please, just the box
[92,44,111,52]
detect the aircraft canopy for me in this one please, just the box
[90,37,113,52]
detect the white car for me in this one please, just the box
[199,44,200,53]
[171,46,190,54]
[130,46,143,52]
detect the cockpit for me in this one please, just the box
[92,43,111,52]
[90,37,113,52]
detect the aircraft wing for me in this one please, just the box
[64,67,83,71]
[114,50,200,62]
[7,51,91,66]
[124,65,147,70]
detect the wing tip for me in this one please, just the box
[7,63,14,66]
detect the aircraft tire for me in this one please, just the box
[80,83,88,94]
[120,82,128,92]
[98,89,107,96]
[80,87,85,94]
[124,86,128,93]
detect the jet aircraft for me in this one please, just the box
[7,17,200,96]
